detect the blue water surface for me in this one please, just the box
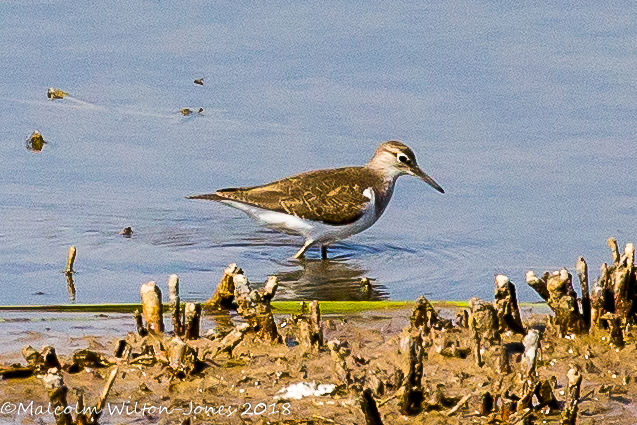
[0,2,635,304]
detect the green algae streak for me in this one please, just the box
[0,300,480,314]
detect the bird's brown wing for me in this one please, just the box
[195,167,381,226]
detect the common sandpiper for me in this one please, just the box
[189,140,444,259]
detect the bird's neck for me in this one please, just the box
[373,173,398,218]
[366,159,404,181]
[363,162,402,217]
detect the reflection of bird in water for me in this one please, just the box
[47,87,68,100]
[274,258,388,301]
[26,130,47,152]
[194,77,204,86]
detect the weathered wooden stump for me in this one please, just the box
[458,298,507,370]
[42,346,63,371]
[469,298,501,346]
[188,323,250,361]
[64,246,77,302]
[397,332,424,415]
[476,391,492,416]
[590,265,607,330]
[166,336,197,377]
[612,241,636,321]
[470,316,483,368]
[310,300,323,346]
[168,274,179,306]
[184,302,202,340]
[561,366,583,425]
[535,379,559,410]
[172,296,183,336]
[328,339,353,385]
[527,269,584,337]
[493,275,526,334]
[234,275,281,342]
[42,368,73,425]
[494,343,510,374]
[517,380,536,412]
[422,384,461,412]
[409,296,444,333]
[608,238,621,263]
[114,339,132,360]
[407,296,456,362]
[133,309,148,337]
[74,389,89,425]
[206,263,243,310]
[69,349,111,371]
[499,392,518,421]
[357,388,384,425]
[168,274,183,335]
[526,270,550,301]
[22,346,44,372]
[65,246,76,274]
[298,300,324,352]
[576,256,591,330]
[522,329,541,378]
[588,239,636,330]
[455,310,469,328]
[21,346,61,374]
[601,312,624,348]
[140,281,164,334]
[517,379,557,413]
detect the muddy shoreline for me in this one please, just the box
[2,303,637,424]
[2,239,637,424]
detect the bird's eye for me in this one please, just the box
[397,154,409,164]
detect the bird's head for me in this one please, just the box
[368,140,444,193]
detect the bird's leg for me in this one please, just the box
[320,245,328,260]
[294,240,314,259]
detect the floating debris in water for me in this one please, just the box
[194,77,204,86]
[26,130,47,152]
[47,87,68,100]
[180,108,204,116]
[120,227,133,237]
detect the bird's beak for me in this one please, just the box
[410,165,444,193]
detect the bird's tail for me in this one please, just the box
[186,193,225,201]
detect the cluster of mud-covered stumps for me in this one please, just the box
[2,238,637,424]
